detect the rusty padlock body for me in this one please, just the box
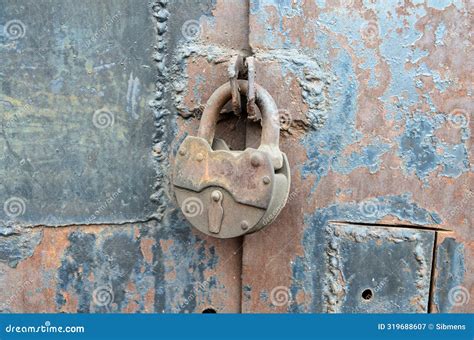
[173,80,291,238]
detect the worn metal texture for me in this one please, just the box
[0,220,242,313]
[241,0,472,313]
[197,80,283,169]
[321,223,435,313]
[431,233,472,313]
[168,0,270,242]
[0,0,472,314]
[174,137,275,208]
[0,0,244,313]
[0,0,157,226]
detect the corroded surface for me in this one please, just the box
[174,137,275,208]
[0,0,157,226]
[0,0,244,313]
[241,0,472,313]
[431,233,471,313]
[321,223,434,313]
[0,0,472,314]
[0,221,242,313]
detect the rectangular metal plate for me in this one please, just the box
[0,0,157,225]
[324,223,435,313]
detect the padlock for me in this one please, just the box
[172,80,291,238]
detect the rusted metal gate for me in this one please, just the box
[0,0,472,313]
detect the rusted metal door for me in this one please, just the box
[0,0,242,313]
[239,0,472,313]
[1,0,472,314]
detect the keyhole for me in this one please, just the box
[362,289,373,300]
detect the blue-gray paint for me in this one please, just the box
[399,114,469,181]
[253,1,471,188]
[242,285,252,304]
[56,217,221,313]
[433,237,466,312]
[0,0,158,226]
[0,228,42,267]
[300,47,389,191]
[290,194,441,312]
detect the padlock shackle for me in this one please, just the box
[197,80,283,169]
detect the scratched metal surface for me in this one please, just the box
[0,221,242,313]
[0,0,472,314]
[240,0,472,313]
[0,0,243,313]
[0,0,157,225]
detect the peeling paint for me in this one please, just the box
[289,194,440,312]
[0,0,472,315]
[255,49,332,130]
[243,0,472,314]
[433,237,466,312]
[0,228,43,267]
[399,114,469,181]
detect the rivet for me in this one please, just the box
[196,153,204,162]
[241,220,249,230]
[211,190,221,202]
[179,148,186,156]
[263,176,271,184]
[250,153,263,167]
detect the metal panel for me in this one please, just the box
[0,0,244,313]
[242,0,472,313]
[322,223,434,313]
[0,221,243,313]
[431,233,471,313]
[0,0,471,315]
[0,0,157,225]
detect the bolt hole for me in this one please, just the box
[202,308,217,314]
[362,289,373,300]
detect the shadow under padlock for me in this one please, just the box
[173,80,291,239]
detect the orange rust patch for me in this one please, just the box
[159,239,174,253]
[165,269,177,281]
[140,237,155,264]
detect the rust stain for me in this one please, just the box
[140,237,155,264]
[159,239,173,253]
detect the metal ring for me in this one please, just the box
[197,80,283,169]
